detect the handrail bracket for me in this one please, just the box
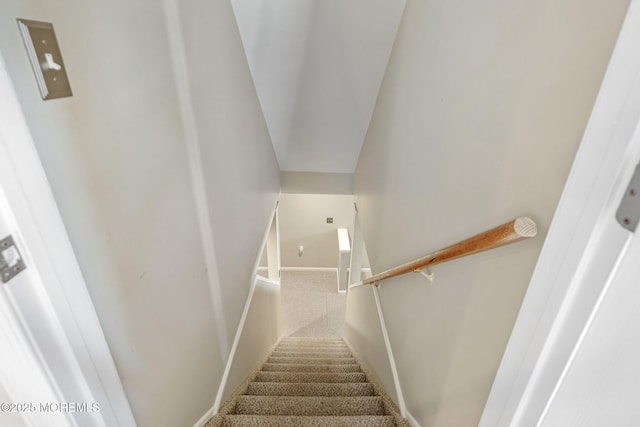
[414,268,434,283]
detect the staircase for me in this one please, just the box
[209,337,408,426]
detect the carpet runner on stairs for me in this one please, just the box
[208,337,409,426]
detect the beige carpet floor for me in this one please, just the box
[280,271,346,338]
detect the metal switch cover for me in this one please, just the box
[17,19,72,100]
[0,235,26,283]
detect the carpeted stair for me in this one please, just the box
[209,337,409,426]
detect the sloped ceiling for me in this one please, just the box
[231,0,406,173]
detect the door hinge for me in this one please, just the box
[616,162,640,232]
[1,235,26,283]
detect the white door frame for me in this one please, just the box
[0,52,135,426]
[480,1,640,425]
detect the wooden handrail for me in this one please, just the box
[360,216,537,286]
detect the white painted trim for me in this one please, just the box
[265,201,281,283]
[163,0,229,359]
[255,275,281,288]
[337,228,351,252]
[212,275,259,414]
[275,202,281,279]
[404,410,422,427]
[337,228,351,292]
[280,266,338,272]
[480,2,640,426]
[0,268,73,427]
[349,281,367,289]
[337,290,348,295]
[0,52,135,425]
[344,335,420,426]
[253,200,280,280]
[192,405,214,427]
[373,286,407,419]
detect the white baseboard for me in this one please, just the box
[405,410,421,427]
[193,405,215,427]
[373,286,407,419]
[211,276,258,414]
[256,275,281,287]
[344,336,420,426]
[280,266,338,272]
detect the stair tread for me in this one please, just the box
[273,348,353,357]
[233,395,386,416]
[246,382,375,396]
[223,415,396,426]
[275,346,351,353]
[278,342,349,348]
[276,346,349,351]
[255,371,367,383]
[268,357,357,365]
[271,351,354,358]
[262,363,361,373]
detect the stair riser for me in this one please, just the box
[245,382,375,397]
[275,346,350,352]
[277,343,347,349]
[223,415,396,426]
[268,357,356,365]
[261,363,361,373]
[275,348,349,353]
[271,352,354,359]
[255,372,367,383]
[233,396,386,416]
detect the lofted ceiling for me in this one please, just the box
[231,0,406,174]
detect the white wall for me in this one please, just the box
[347,0,629,425]
[279,193,354,268]
[280,172,353,195]
[174,0,281,352]
[220,277,281,404]
[0,0,279,426]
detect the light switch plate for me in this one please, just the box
[17,18,72,100]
